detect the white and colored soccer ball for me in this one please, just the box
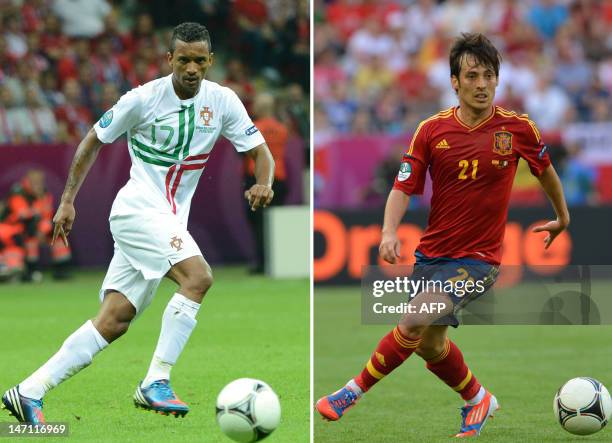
[554,377,612,435]
[216,378,281,442]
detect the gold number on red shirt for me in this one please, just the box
[458,159,478,180]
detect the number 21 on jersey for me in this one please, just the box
[458,159,478,180]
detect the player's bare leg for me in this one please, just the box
[415,325,499,437]
[135,255,212,417]
[93,291,137,342]
[166,254,213,304]
[3,291,134,423]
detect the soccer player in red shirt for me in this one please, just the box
[316,33,570,438]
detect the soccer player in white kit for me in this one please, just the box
[2,22,275,423]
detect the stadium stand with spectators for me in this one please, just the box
[314,0,612,208]
[0,0,309,144]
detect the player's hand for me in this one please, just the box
[51,202,75,246]
[532,218,569,250]
[244,184,274,211]
[379,232,401,264]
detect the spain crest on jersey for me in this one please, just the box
[200,106,213,126]
[493,131,513,155]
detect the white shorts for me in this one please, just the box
[99,212,202,314]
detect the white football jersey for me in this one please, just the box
[94,74,265,224]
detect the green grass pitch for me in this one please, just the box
[314,286,612,442]
[0,268,309,442]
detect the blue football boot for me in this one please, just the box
[133,380,189,417]
[2,386,46,423]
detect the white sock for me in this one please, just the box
[467,386,486,406]
[142,293,200,388]
[347,379,363,397]
[19,320,108,400]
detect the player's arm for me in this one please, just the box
[52,128,104,245]
[244,143,275,211]
[533,164,570,249]
[379,121,430,264]
[380,190,410,264]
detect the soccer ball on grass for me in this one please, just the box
[554,377,611,435]
[216,378,281,442]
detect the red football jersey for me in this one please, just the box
[393,106,551,265]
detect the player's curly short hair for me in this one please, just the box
[449,33,501,78]
[170,22,212,53]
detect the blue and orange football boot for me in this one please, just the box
[2,386,46,423]
[133,380,189,417]
[316,386,360,421]
[455,390,499,437]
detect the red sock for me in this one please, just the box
[425,339,481,401]
[354,326,420,392]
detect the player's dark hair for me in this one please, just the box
[169,22,211,53]
[449,33,501,78]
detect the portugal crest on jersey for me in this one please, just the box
[493,131,513,155]
[169,235,183,251]
[200,106,213,126]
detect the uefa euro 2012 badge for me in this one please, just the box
[397,162,412,181]
[99,110,113,128]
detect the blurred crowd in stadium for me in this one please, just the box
[0,0,309,145]
[314,0,612,208]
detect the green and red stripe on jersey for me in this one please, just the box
[164,153,209,214]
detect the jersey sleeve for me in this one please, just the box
[221,88,266,152]
[392,122,431,195]
[516,118,551,177]
[94,88,142,144]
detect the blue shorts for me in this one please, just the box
[411,251,499,327]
